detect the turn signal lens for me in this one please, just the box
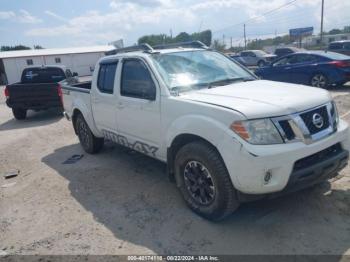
[4,86,9,98]
[230,121,250,140]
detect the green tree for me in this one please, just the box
[211,39,225,52]
[328,28,342,35]
[1,45,31,51]
[138,30,212,47]
[174,32,191,42]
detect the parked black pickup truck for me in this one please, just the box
[4,66,78,120]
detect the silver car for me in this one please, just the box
[238,50,277,67]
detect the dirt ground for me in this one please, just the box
[1,84,350,256]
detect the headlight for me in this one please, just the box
[230,119,283,145]
[331,101,339,127]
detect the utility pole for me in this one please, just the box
[320,0,324,43]
[244,24,247,50]
[230,37,233,49]
[223,34,225,47]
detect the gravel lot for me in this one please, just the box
[1,84,350,256]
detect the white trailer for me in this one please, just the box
[0,45,115,84]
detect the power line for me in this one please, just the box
[213,0,298,34]
[320,0,325,41]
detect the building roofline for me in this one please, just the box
[0,45,115,59]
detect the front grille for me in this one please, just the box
[300,106,329,135]
[273,102,336,144]
[293,143,342,172]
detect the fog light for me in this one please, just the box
[264,171,272,184]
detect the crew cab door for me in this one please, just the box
[115,58,161,158]
[91,60,118,131]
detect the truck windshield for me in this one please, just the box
[21,67,66,84]
[150,50,255,93]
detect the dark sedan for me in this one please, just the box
[255,51,350,88]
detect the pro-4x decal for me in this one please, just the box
[102,130,158,157]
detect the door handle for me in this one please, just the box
[285,67,291,70]
[117,102,125,109]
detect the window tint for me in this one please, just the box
[329,43,343,50]
[97,63,117,94]
[344,42,350,50]
[273,56,292,66]
[21,67,66,83]
[121,59,156,100]
[293,54,317,63]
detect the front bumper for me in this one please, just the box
[218,119,350,194]
[6,98,62,110]
[238,144,348,202]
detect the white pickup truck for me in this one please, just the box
[61,42,350,221]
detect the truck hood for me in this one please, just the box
[179,80,332,119]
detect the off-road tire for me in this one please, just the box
[174,141,239,221]
[12,108,27,120]
[75,114,104,154]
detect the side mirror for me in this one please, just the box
[72,72,78,77]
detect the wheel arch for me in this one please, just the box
[167,133,226,183]
[70,104,102,137]
[72,108,83,134]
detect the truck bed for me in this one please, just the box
[61,81,91,93]
[61,80,92,122]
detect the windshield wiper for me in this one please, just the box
[207,77,246,89]
[170,77,255,93]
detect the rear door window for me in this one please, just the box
[293,54,318,63]
[97,62,118,94]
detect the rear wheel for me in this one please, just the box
[174,141,239,221]
[258,60,266,67]
[75,114,104,154]
[12,108,27,120]
[310,73,328,88]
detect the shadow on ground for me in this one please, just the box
[41,142,350,255]
[0,108,63,131]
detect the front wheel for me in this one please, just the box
[174,141,239,221]
[310,73,328,88]
[12,108,27,120]
[75,114,104,154]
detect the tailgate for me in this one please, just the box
[7,83,61,108]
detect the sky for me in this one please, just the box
[0,0,349,49]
